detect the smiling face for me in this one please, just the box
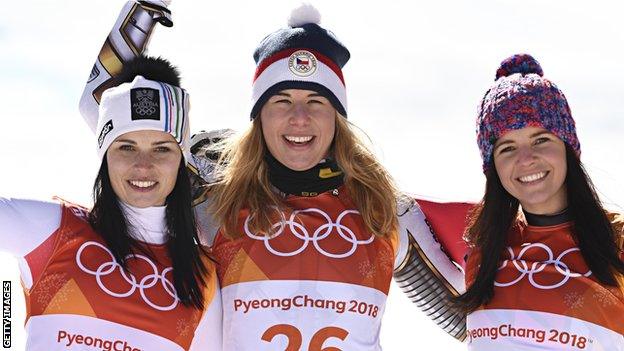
[259,89,336,171]
[493,126,568,215]
[106,130,182,208]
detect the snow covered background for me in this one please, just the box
[0,0,622,349]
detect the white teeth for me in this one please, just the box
[519,172,547,183]
[285,135,313,143]
[130,180,156,188]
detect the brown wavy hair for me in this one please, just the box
[208,113,399,239]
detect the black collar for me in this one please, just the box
[265,153,344,197]
[524,208,572,226]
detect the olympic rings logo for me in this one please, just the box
[76,241,179,311]
[494,243,592,290]
[244,208,374,258]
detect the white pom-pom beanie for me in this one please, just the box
[96,75,191,162]
[250,3,350,119]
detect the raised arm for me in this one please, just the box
[393,196,472,341]
[78,0,173,132]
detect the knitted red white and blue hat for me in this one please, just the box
[476,54,581,172]
[250,4,350,119]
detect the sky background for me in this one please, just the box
[0,0,622,349]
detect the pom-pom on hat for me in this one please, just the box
[476,54,580,172]
[250,3,350,119]
[96,75,191,162]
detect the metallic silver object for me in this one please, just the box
[80,1,173,132]
[394,204,467,341]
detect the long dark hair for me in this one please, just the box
[455,144,624,312]
[88,156,209,309]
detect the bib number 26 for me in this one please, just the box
[262,324,349,351]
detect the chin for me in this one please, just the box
[281,157,318,171]
[289,162,316,171]
[127,198,161,208]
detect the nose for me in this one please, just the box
[288,102,311,126]
[516,145,536,166]
[133,151,154,170]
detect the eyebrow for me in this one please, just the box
[530,131,550,138]
[113,139,176,146]
[113,139,137,145]
[273,92,323,98]
[153,141,177,146]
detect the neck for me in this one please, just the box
[119,201,168,244]
[265,153,344,196]
[520,187,568,216]
[523,208,571,226]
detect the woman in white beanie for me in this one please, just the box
[0,56,222,350]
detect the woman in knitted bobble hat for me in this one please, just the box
[454,54,624,350]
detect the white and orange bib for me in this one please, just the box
[211,188,397,350]
[6,202,222,350]
[466,222,624,350]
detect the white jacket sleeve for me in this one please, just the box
[0,198,63,289]
[78,0,173,132]
[0,198,62,258]
[188,279,223,351]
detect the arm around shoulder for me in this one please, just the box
[607,211,624,252]
[392,196,473,341]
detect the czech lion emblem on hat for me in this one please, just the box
[288,50,318,77]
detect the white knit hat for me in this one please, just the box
[96,75,191,162]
